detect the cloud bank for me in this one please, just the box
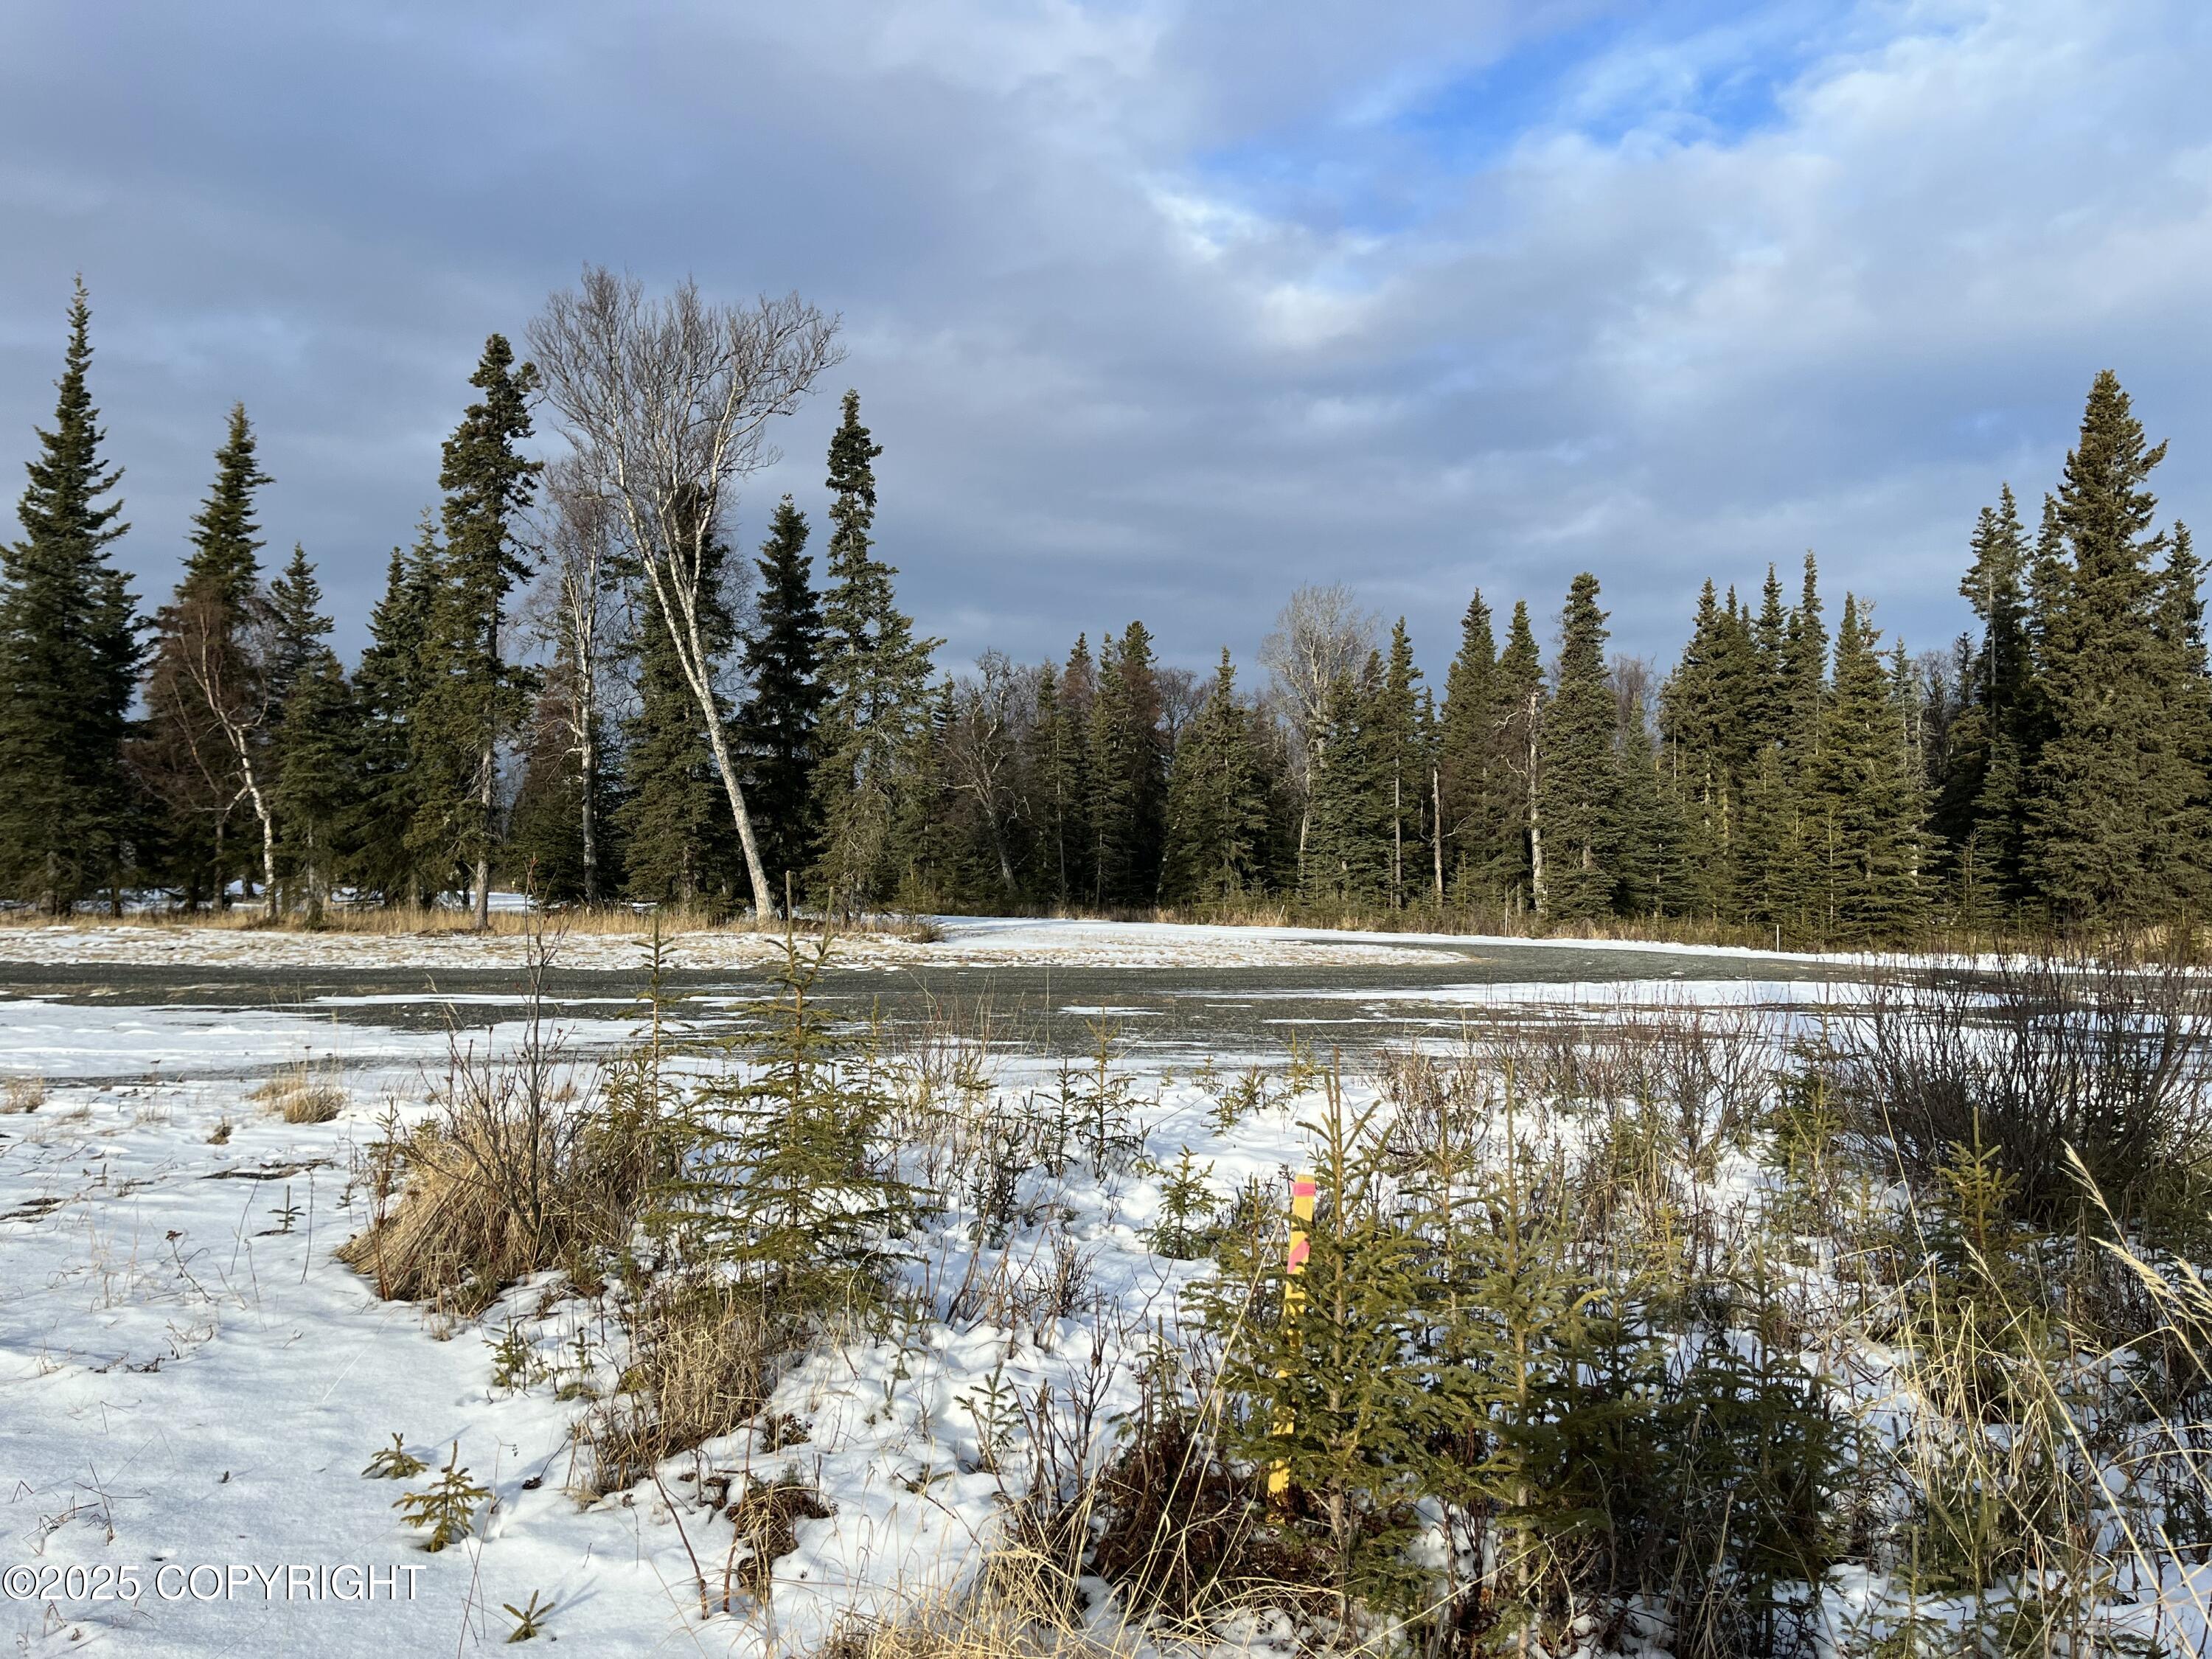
[1,0,2207,677]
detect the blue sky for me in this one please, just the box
[2,0,2209,683]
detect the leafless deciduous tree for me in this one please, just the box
[528,460,619,902]
[526,267,841,917]
[139,594,282,917]
[1259,583,1377,877]
[942,652,1034,898]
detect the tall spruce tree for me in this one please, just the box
[271,650,360,925]
[1659,581,1733,918]
[1941,487,2035,919]
[138,403,279,908]
[1806,597,1925,942]
[352,525,439,902]
[1490,601,1545,911]
[1372,619,1425,909]
[1536,574,1618,922]
[2024,372,2205,922]
[1085,622,1169,906]
[737,496,826,905]
[410,335,540,924]
[0,282,141,913]
[1436,594,1497,894]
[1160,649,1267,904]
[1301,658,1391,906]
[810,392,940,913]
[265,544,330,717]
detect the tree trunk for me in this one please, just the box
[1526,693,1545,917]
[579,720,598,905]
[1392,773,1402,908]
[1432,766,1445,902]
[475,732,494,931]
[647,557,773,918]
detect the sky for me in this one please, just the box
[2,0,2209,682]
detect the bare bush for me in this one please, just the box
[1837,948,2212,1228]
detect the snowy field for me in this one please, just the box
[0,911,1871,973]
[5,922,2203,1655]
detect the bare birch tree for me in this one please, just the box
[942,652,1032,899]
[1259,583,1377,882]
[140,594,282,917]
[526,268,841,917]
[530,459,618,902]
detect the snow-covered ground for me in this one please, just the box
[7,930,2195,1655]
[0,982,1315,1655]
[0,912,1879,973]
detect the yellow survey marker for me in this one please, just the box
[1266,1172,1318,1501]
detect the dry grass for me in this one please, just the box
[580,1280,776,1496]
[0,900,934,939]
[1,1074,43,1114]
[250,1065,346,1124]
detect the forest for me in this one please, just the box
[1,271,2199,947]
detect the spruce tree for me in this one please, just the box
[1084,622,1169,906]
[1160,650,1267,904]
[1489,602,1545,913]
[265,544,331,717]
[1536,574,1618,922]
[271,651,360,924]
[1301,660,1391,906]
[1372,619,1425,909]
[810,392,940,913]
[2024,372,2205,922]
[507,641,611,905]
[1436,594,1497,896]
[1612,673,1684,917]
[737,496,826,904]
[411,335,540,924]
[352,524,439,902]
[0,282,141,912]
[1659,581,1733,919]
[1024,659,1076,905]
[139,403,282,908]
[1779,554,1829,772]
[1807,596,1925,943]
[1940,488,2035,919]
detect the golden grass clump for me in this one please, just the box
[250,1065,346,1124]
[580,1280,775,1495]
[1,1074,44,1114]
[819,1549,1102,1659]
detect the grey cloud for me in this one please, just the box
[1,0,2208,686]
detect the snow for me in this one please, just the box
[3,927,2197,1655]
[0,978,1315,1654]
[0,910,1938,974]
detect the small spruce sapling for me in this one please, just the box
[394,1443,491,1551]
[657,929,924,1309]
[501,1590,555,1642]
[1147,1148,1220,1261]
[363,1433,427,1480]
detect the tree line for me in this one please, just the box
[0,276,2198,945]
